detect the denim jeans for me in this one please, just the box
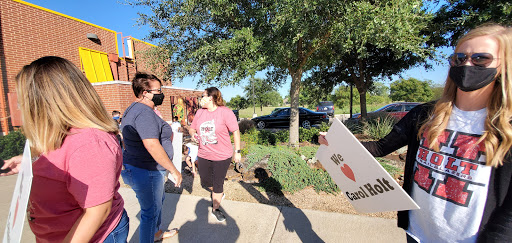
[121,164,166,243]
[103,209,129,243]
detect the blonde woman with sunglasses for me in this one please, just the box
[1,56,128,242]
[320,24,512,242]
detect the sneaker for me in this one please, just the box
[211,209,226,222]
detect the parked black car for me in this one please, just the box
[316,101,335,117]
[252,107,329,129]
[232,109,240,121]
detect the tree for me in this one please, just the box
[243,77,280,111]
[300,80,333,109]
[301,0,434,120]
[130,0,434,146]
[262,91,283,107]
[390,78,434,102]
[227,95,249,110]
[428,0,512,47]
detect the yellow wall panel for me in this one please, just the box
[79,48,114,83]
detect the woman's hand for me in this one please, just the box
[1,155,23,176]
[169,169,182,187]
[234,152,242,163]
[318,132,329,146]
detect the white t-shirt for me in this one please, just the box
[408,106,491,243]
[170,121,181,133]
[186,143,198,162]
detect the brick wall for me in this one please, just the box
[0,0,117,133]
[0,0,202,134]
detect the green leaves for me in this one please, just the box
[390,77,434,102]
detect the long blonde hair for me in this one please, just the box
[15,56,118,154]
[419,24,512,167]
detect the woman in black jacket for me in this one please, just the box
[320,24,512,242]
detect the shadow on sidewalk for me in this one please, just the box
[239,168,324,242]
[178,198,240,242]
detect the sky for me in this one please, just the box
[24,0,453,102]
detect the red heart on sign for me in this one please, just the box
[340,164,356,182]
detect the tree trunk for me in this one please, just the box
[358,89,367,120]
[289,70,302,147]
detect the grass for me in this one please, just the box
[238,106,284,118]
[237,104,389,118]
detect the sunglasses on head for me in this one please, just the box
[449,53,495,67]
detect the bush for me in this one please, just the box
[245,144,339,194]
[317,122,330,132]
[0,130,26,160]
[363,114,396,140]
[299,127,319,143]
[343,119,363,134]
[238,119,256,134]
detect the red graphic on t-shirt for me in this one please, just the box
[414,163,434,191]
[433,176,472,206]
[340,164,356,182]
[413,129,484,207]
[452,133,485,162]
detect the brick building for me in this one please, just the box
[0,0,202,134]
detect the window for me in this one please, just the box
[405,104,418,111]
[278,109,290,116]
[385,105,402,112]
[79,48,114,83]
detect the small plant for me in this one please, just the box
[246,144,339,194]
[343,119,363,134]
[363,114,396,140]
[238,119,256,134]
[317,122,331,132]
[299,127,319,143]
[376,157,403,178]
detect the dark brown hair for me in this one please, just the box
[205,87,225,106]
[131,72,162,98]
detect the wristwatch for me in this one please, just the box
[235,150,241,154]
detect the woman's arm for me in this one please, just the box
[233,130,241,163]
[189,128,198,143]
[142,138,182,187]
[63,199,112,243]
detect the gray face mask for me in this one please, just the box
[449,66,498,92]
[151,93,165,106]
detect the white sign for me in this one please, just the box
[4,140,33,243]
[172,131,183,172]
[316,118,419,213]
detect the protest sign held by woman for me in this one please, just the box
[320,24,512,242]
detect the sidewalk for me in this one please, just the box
[1,175,406,242]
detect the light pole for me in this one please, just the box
[252,77,256,118]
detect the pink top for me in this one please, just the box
[191,106,239,160]
[28,128,124,243]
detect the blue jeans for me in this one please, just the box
[104,209,129,243]
[121,164,166,243]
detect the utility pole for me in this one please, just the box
[350,84,353,118]
[252,77,256,118]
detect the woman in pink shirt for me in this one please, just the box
[190,87,241,222]
[1,56,127,243]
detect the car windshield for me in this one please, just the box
[319,101,333,106]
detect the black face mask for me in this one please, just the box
[151,93,165,106]
[449,66,498,92]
